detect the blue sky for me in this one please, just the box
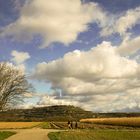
[0,0,140,112]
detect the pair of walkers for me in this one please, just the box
[68,121,78,129]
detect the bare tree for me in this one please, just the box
[0,62,33,110]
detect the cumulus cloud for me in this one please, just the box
[37,95,73,106]
[2,1,140,112]
[1,0,140,49]
[17,102,34,109]
[31,41,140,111]
[10,50,30,74]
[34,91,140,112]
[34,42,139,95]
[116,7,140,35]
[11,50,30,64]
[19,92,140,112]
[101,7,140,37]
[117,36,140,55]
[1,0,140,48]
[1,0,106,48]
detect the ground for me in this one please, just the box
[1,121,140,140]
[48,130,140,140]
[4,128,59,140]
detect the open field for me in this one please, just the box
[0,122,42,129]
[80,117,140,127]
[42,121,140,130]
[0,131,16,140]
[0,121,140,140]
[48,130,140,140]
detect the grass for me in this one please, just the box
[80,117,140,127]
[39,122,52,129]
[0,122,42,129]
[48,130,140,140]
[0,131,16,140]
[39,122,67,129]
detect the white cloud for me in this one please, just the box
[1,0,106,48]
[11,50,30,64]
[116,7,140,36]
[35,91,140,112]
[117,36,140,55]
[17,102,34,109]
[33,41,140,96]
[1,0,140,47]
[2,1,140,112]
[31,41,140,112]
[10,50,30,74]
[37,95,72,106]
[101,7,140,37]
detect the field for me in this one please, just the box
[48,130,140,140]
[1,118,139,130]
[0,122,42,129]
[80,117,140,127]
[0,131,16,140]
[42,121,140,130]
[0,119,140,140]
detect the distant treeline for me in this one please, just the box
[0,105,140,122]
[0,105,93,122]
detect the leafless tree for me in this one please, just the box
[0,62,33,110]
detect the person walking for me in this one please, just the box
[75,121,78,129]
[70,121,73,129]
[68,121,71,129]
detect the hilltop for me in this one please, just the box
[0,105,93,122]
[1,105,140,122]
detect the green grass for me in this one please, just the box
[48,130,140,140]
[0,131,16,140]
[39,122,52,129]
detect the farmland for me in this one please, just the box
[0,122,42,129]
[1,110,140,140]
[0,120,140,140]
[80,117,140,127]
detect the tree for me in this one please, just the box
[0,62,33,110]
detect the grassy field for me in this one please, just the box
[48,130,140,140]
[39,122,52,129]
[0,131,16,140]
[41,121,140,130]
[0,122,42,129]
[80,117,140,127]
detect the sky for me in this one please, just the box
[0,0,140,112]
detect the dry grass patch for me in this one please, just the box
[0,122,42,129]
[80,117,140,127]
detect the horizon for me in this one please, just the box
[0,0,140,112]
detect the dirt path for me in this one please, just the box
[5,128,59,140]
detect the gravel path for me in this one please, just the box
[6,128,58,140]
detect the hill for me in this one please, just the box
[0,105,94,122]
[1,105,140,122]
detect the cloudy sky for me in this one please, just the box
[0,0,140,112]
